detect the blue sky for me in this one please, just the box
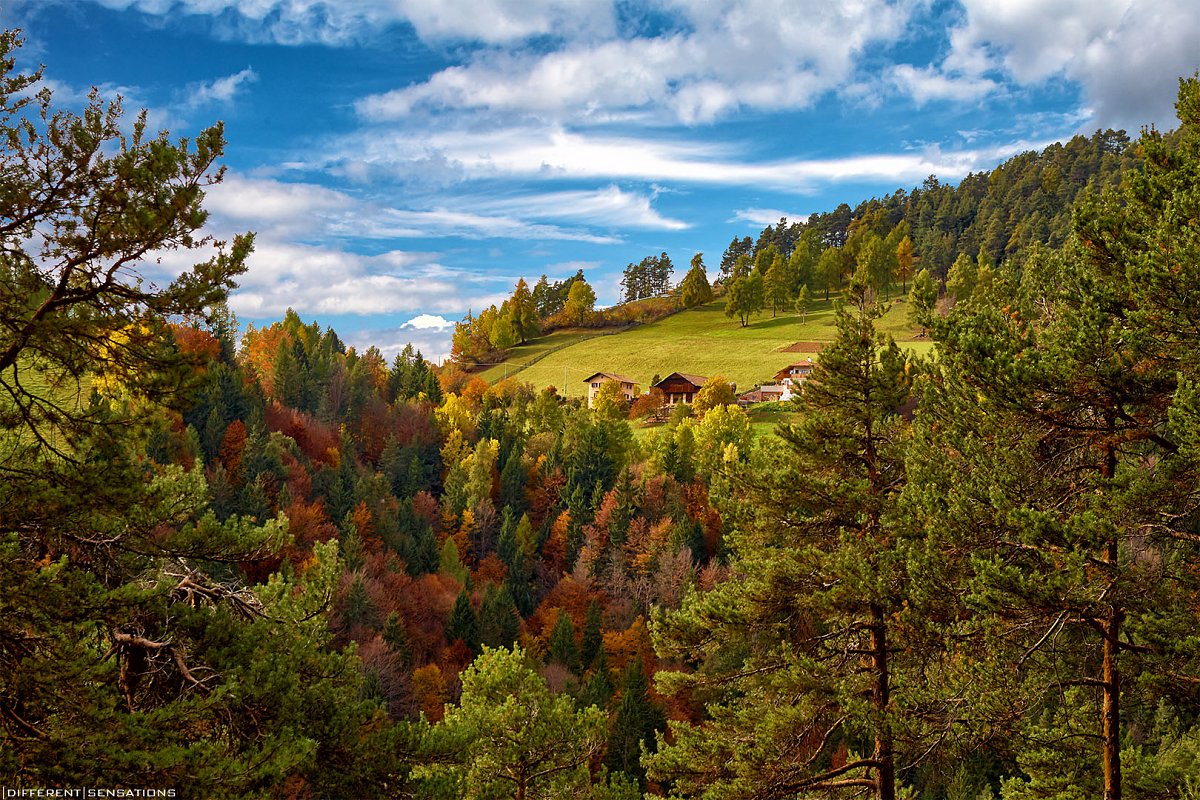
[6,0,1199,360]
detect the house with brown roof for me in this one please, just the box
[582,372,638,408]
[774,359,815,385]
[652,372,708,406]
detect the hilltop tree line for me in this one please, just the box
[6,27,1200,799]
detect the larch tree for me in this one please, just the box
[563,277,597,325]
[764,252,791,316]
[680,253,714,309]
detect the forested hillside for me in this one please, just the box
[5,27,1200,800]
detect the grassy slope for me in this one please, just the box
[478,294,932,400]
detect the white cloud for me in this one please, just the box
[946,0,1200,129]
[318,123,1049,193]
[92,0,614,45]
[203,173,623,243]
[204,174,353,236]
[356,0,923,124]
[183,67,258,108]
[477,185,689,230]
[403,313,455,329]
[225,239,507,318]
[732,208,811,228]
[887,64,999,106]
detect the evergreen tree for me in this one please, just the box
[447,590,480,654]
[650,284,940,800]
[548,611,580,673]
[422,647,609,799]
[581,600,605,668]
[907,77,1200,799]
[478,585,521,649]
[719,236,753,279]
[907,267,938,336]
[605,659,666,786]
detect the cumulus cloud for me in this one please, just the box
[357,0,921,124]
[403,313,455,329]
[946,0,1200,129]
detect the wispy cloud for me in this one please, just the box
[476,186,689,231]
[316,124,1053,193]
[204,173,622,243]
[182,67,258,108]
[731,208,811,228]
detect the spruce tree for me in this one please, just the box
[548,611,580,673]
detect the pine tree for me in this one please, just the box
[422,647,608,798]
[650,283,939,800]
[907,77,1200,800]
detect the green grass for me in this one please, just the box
[479,295,933,399]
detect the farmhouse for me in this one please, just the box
[652,372,708,406]
[582,372,638,408]
[775,359,815,385]
[738,384,791,404]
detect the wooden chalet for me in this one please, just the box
[582,371,638,408]
[652,372,708,406]
[774,359,815,385]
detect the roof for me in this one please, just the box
[581,371,637,384]
[653,372,708,390]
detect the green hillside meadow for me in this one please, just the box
[478,294,932,399]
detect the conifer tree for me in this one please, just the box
[907,77,1200,800]
[605,658,666,786]
[649,282,944,800]
[548,611,581,673]
[447,590,480,654]
[422,647,611,799]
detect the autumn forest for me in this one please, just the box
[6,28,1200,800]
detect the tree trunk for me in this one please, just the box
[870,604,896,800]
[1102,539,1122,800]
[1100,436,1121,800]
